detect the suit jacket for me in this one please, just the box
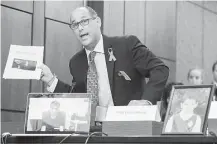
[54,35,169,105]
[41,111,66,131]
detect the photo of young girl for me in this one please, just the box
[163,86,213,134]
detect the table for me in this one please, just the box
[4,135,217,144]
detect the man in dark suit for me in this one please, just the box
[39,6,169,108]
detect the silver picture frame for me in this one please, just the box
[162,85,215,135]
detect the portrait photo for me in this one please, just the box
[162,85,214,134]
[12,58,37,71]
[25,93,91,134]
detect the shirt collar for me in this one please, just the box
[85,35,104,57]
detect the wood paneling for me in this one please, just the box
[87,1,104,31]
[124,1,145,43]
[1,7,32,110]
[45,19,82,87]
[1,111,25,133]
[103,1,124,36]
[1,121,25,133]
[203,11,217,84]
[204,1,217,13]
[103,1,217,84]
[1,111,25,122]
[188,1,203,7]
[176,2,203,84]
[146,1,176,60]
[31,1,45,93]
[161,59,176,84]
[45,1,84,23]
[2,0,217,126]
[1,1,33,13]
[1,0,85,128]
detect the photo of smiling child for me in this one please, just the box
[163,87,212,134]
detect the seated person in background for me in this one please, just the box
[164,93,202,133]
[160,82,183,122]
[41,100,66,131]
[212,61,217,101]
[187,68,204,85]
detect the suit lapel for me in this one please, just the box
[103,35,115,93]
[79,49,88,88]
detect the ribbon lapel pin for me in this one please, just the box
[108,47,116,62]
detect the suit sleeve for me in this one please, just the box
[54,60,76,93]
[128,35,169,104]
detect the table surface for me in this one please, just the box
[4,135,217,143]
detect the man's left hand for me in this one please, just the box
[128,100,152,106]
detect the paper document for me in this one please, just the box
[3,45,44,79]
[106,105,161,122]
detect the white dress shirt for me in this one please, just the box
[47,35,114,107]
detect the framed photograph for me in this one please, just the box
[24,93,91,134]
[162,85,215,135]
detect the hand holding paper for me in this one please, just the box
[3,45,44,79]
[37,63,55,86]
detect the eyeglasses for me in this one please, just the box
[69,17,96,30]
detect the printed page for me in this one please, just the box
[3,45,44,79]
[106,106,159,121]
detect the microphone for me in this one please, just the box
[69,82,76,93]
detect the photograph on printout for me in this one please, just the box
[3,45,44,79]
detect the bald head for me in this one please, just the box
[70,6,98,24]
[69,6,101,50]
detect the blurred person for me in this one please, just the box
[187,68,204,85]
[41,100,66,131]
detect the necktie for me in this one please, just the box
[87,51,99,126]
